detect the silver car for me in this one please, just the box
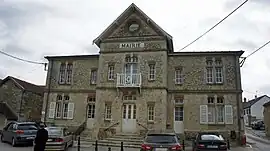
[43,127,73,151]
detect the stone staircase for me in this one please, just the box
[76,133,144,148]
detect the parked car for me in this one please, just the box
[1,121,39,146]
[251,120,265,130]
[39,126,73,151]
[141,129,183,151]
[192,132,228,151]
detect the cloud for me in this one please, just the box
[0,0,269,100]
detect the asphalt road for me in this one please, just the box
[246,128,270,151]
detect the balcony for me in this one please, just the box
[116,73,142,87]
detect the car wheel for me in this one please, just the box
[11,138,16,147]
[0,135,4,142]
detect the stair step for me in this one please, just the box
[98,140,142,145]
[112,135,143,139]
[105,137,143,142]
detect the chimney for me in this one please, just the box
[255,95,257,99]
[244,98,247,102]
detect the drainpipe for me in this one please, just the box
[44,60,53,124]
[18,90,25,121]
[235,54,242,144]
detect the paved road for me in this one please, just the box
[246,128,270,151]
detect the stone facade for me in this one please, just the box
[43,3,245,143]
[263,102,270,137]
[0,76,44,122]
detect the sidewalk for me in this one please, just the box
[246,133,270,144]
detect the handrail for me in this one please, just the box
[74,121,86,136]
[137,121,148,131]
[104,122,120,131]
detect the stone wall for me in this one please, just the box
[264,106,270,137]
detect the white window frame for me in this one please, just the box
[206,67,214,84]
[147,105,154,121]
[62,102,69,119]
[215,67,223,83]
[108,65,114,80]
[148,64,156,81]
[174,106,184,121]
[55,102,62,118]
[87,96,96,119]
[90,69,97,84]
[175,68,184,84]
[105,104,112,120]
[66,63,73,84]
[59,63,66,84]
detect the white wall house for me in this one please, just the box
[243,95,270,125]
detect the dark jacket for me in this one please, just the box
[34,128,48,151]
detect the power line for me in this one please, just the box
[179,0,249,51]
[0,49,46,65]
[240,40,270,67]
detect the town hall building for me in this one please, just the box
[42,3,245,142]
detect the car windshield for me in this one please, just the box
[18,124,38,130]
[46,127,62,136]
[200,134,224,141]
[145,134,177,143]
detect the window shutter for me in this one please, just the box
[225,105,233,124]
[67,103,75,119]
[48,102,56,119]
[200,105,208,124]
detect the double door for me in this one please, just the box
[122,104,136,133]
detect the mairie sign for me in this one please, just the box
[119,42,145,49]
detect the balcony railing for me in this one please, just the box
[116,73,142,87]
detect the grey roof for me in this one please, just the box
[263,101,270,107]
[243,95,269,109]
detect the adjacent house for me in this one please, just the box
[243,95,270,126]
[263,101,270,137]
[0,76,44,129]
[42,3,245,143]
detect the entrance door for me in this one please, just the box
[86,103,95,129]
[122,104,137,133]
[174,106,184,134]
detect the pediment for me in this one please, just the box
[108,13,160,38]
[93,3,172,48]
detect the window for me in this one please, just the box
[206,67,213,83]
[87,96,96,118]
[175,67,184,84]
[147,105,154,121]
[90,69,97,84]
[59,62,73,85]
[200,96,232,125]
[105,104,112,120]
[205,58,223,84]
[108,65,114,80]
[59,63,66,84]
[175,106,183,121]
[148,64,155,80]
[123,94,136,100]
[48,94,74,120]
[66,63,73,84]
[62,103,69,119]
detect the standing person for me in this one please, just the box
[34,124,48,151]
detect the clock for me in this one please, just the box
[128,23,139,32]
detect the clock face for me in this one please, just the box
[129,23,139,32]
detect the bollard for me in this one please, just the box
[95,140,98,151]
[120,142,124,151]
[182,140,185,151]
[108,147,111,151]
[77,136,80,151]
[227,139,230,150]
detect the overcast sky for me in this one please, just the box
[0,0,269,100]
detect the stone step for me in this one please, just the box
[73,141,141,148]
[112,135,144,140]
[99,140,142,145]
[105,137,143,142]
